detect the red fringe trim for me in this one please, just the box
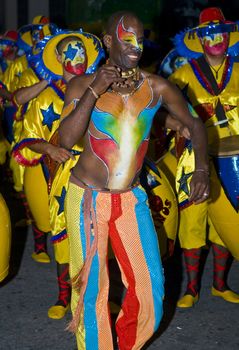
[12,139,46,166]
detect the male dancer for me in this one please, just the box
[59,11,209,350]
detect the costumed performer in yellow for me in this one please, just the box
[13,30,105,319]
[0,16,58,194]
[169,7,239,308]
[0,193,11,283]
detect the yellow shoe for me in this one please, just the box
[31,251,50,263]
[48,304,69,319]
[211,287,239,303]
[177,294,199,308]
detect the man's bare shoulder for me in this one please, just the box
[140,69,176,95]
[65,73,95,103]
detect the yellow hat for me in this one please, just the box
[32,15,49,25]
[174,7,239,58]
[17,22,58,53]
[30,30,105,81]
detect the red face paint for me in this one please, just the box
[62,40,87,75]
[117,17,143,52]
[202,32,229,56]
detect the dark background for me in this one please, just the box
[47,0,239,64]
[0,0,238,62]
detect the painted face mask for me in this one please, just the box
[0,39,16,58]
[201,32,229,56]
[31,28,45,46]
[61,40,87,75]
[117,17,143,52]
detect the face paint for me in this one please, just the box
[117,17,143,52]
[0,44,15,58]
[32,28,44,45]
[62,40,87,75]
[202,32,229,56]
[0,39,16,58]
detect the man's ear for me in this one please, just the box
[103,34,112,50]
[55,49,62,63]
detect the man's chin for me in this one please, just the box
[205,44,227,56]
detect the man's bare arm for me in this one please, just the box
[59,65,124,149]
[156,108,191,139]
[28,142,74,163]
[14,80,48,105]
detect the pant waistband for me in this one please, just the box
[69,171,139,194]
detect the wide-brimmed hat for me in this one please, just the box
[32,15,49,25]
[29,29,105,81]
[17,20,58,53]
[159,48,189,77]
[174,7,239,59]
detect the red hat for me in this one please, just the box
[199,7,225,25]
[4,30,18,42]
[173,6,239,59]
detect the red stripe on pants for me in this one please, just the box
[109,194,140,350]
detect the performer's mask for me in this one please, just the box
[201,32,229,56]
[61,40,87,75]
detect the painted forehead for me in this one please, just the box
[62,40,86,59]
[201,32,228,41]
[116,16,143,49]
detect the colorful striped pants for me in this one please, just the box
[65,181,164,350]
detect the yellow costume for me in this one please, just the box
[168,7,239,308]
[13,80,67,241]
[0,193,11,282]
[170,58,239,260]
[1,55,29,92]
[13,67,41,143]
[48,99,83,264]
[0,55,29,192]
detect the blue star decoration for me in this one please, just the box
[63,43,78,61]
[177,167,193,196]
[55,186,67,215]
[185,139,193,155]
[75,41,84,51]
[41,103,60,132]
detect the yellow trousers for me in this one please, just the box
[0,193,11,282]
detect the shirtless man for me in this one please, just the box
[59,11,209,350]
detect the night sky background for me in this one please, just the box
[5,0,239,68]
[46,0,239,65]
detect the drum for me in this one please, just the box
[209,135,239,211]
[140,157,178,258]
[0,193,11,282]
[208,135,239,260]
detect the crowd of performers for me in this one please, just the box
[0,6,239,350]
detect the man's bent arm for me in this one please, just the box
[15,80,48,105]
[59,75,97,149]
[157,78,209,171]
